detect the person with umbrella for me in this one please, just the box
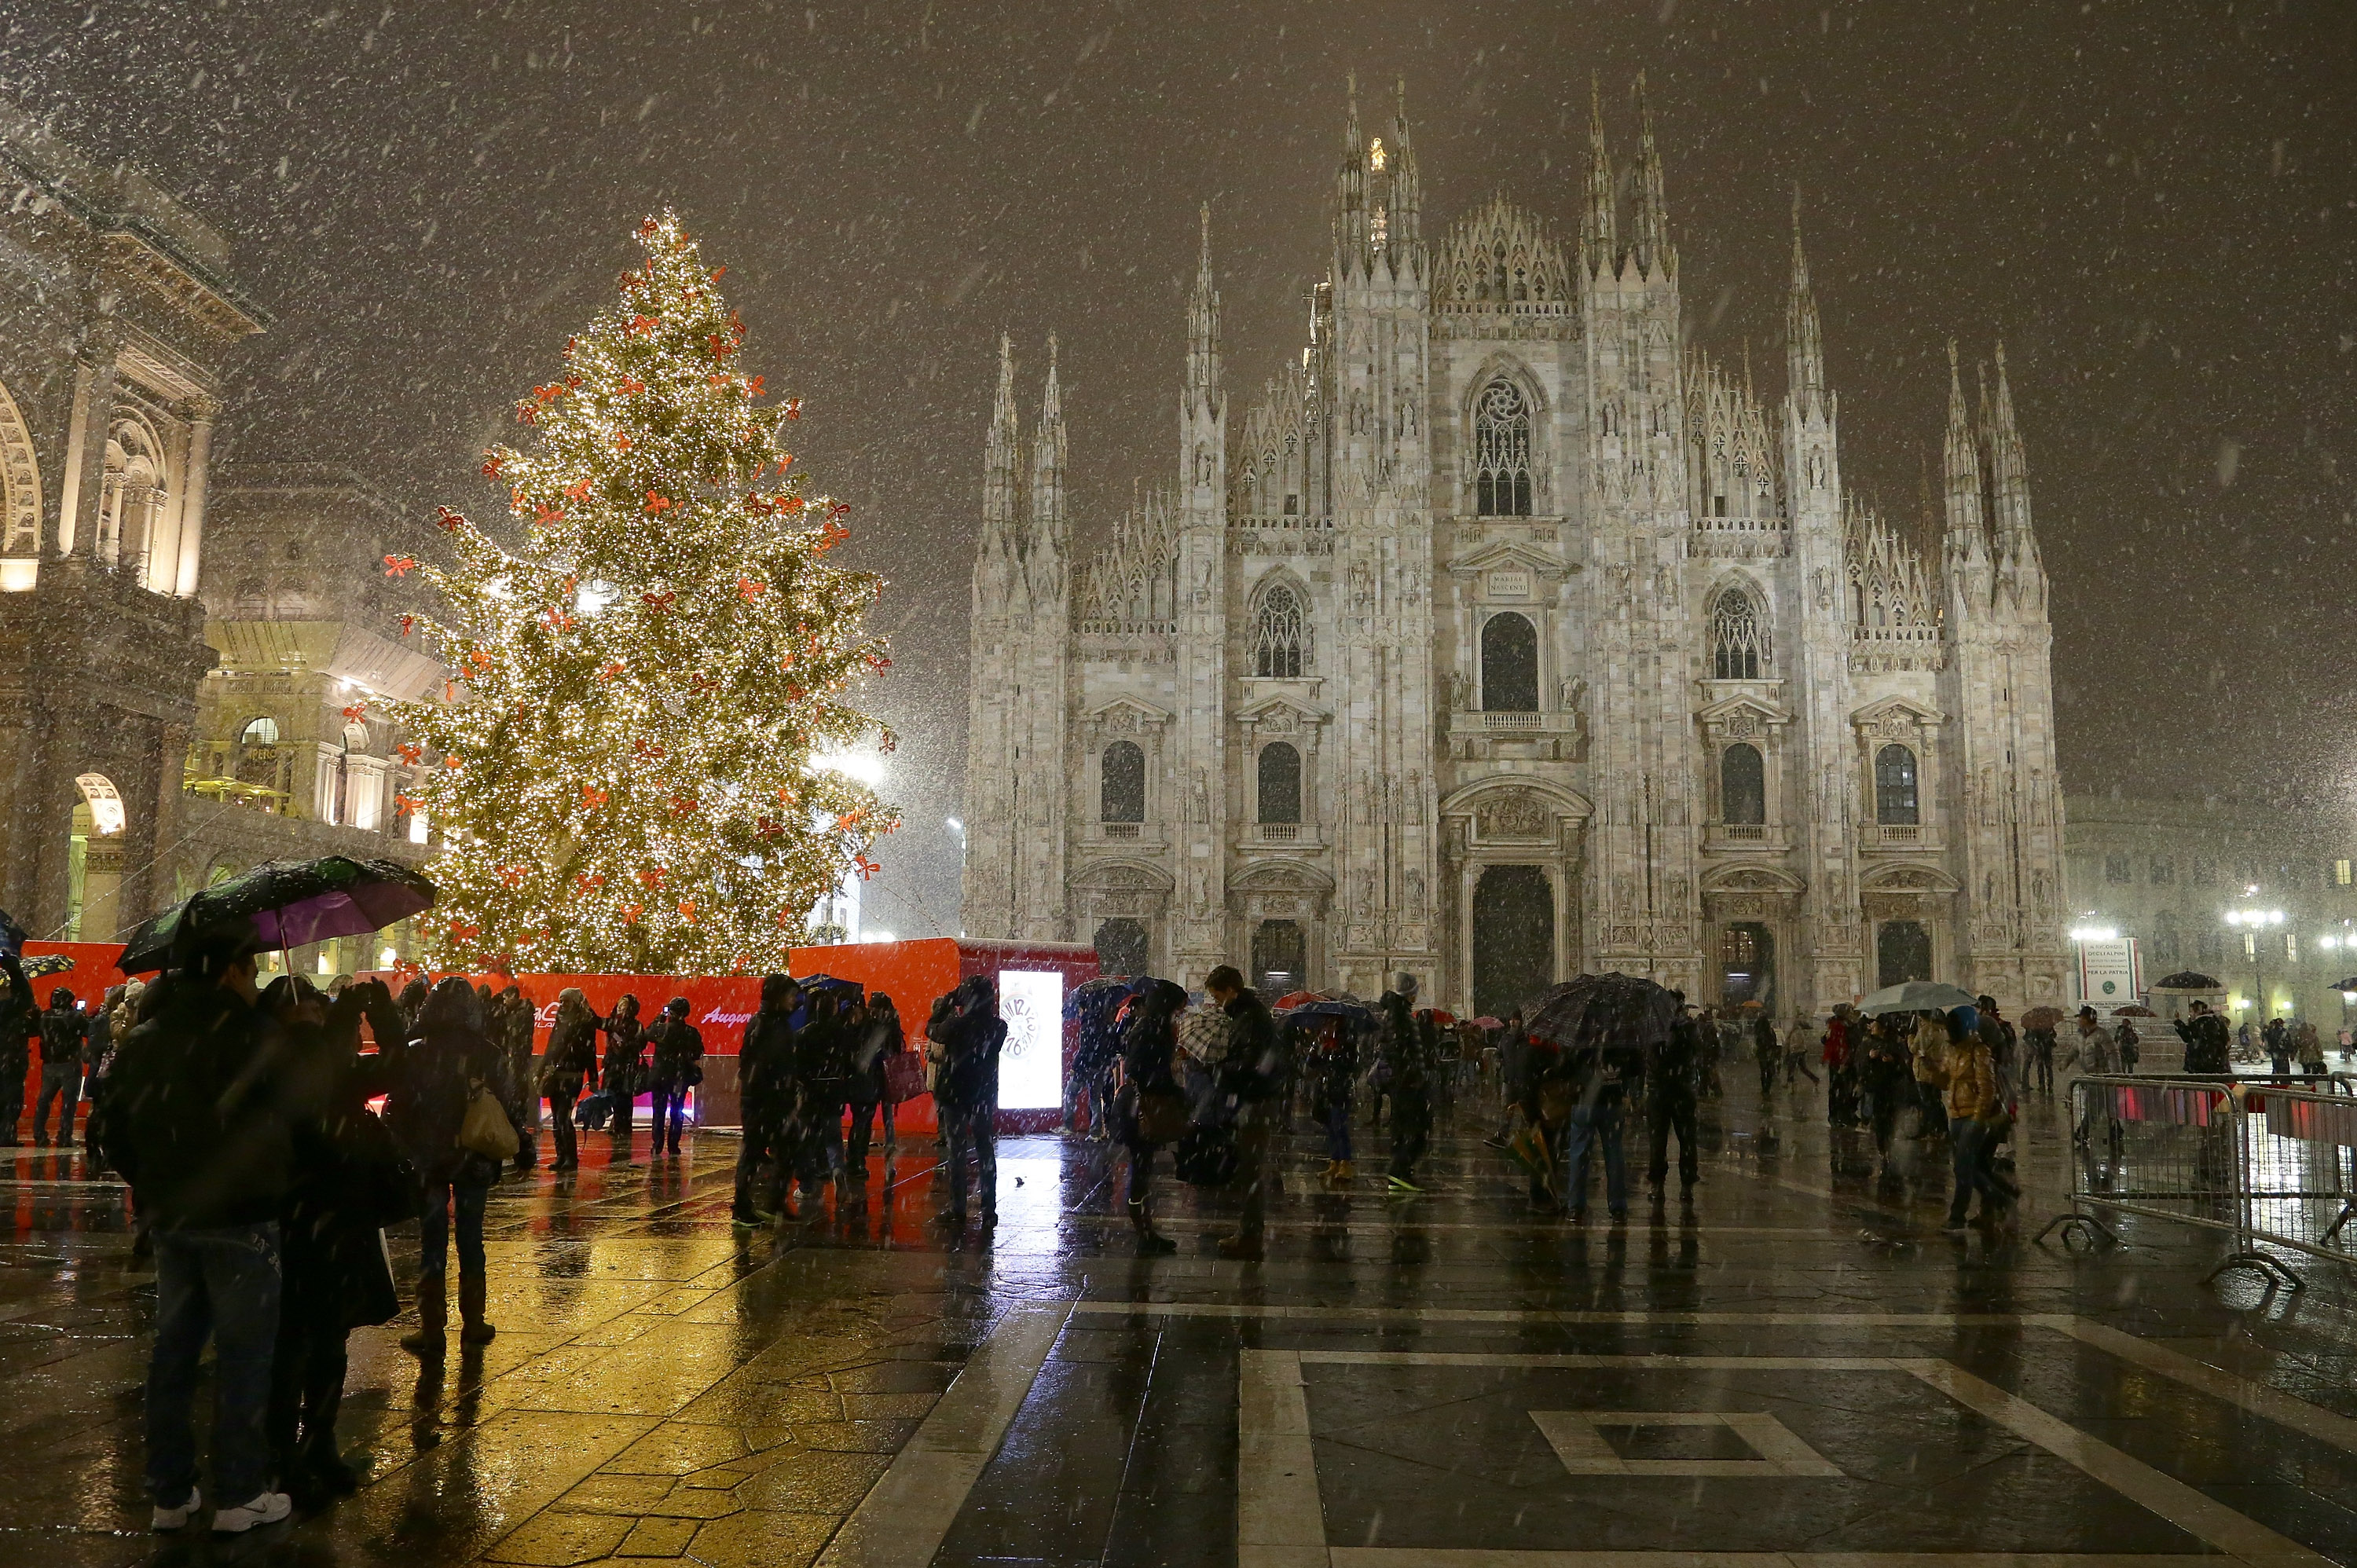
[2176,998,2231,1075]
[103,914,296,1533]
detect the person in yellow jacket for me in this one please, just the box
[1917,1007,2016,1230]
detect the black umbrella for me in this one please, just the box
[1524,972,1683,1053]
[119,856,438,976]
[2331,977,2357,994]
[2154,971,2223,991]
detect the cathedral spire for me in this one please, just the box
[1028,334,1066,568]
[1632,71,1673,278]
[1786,187,1827,419]
[984,331,1021,537]
[1581,73,1617,275]
[1386,75,1421,248]
[1186,203,1222,408]
[1941,339,1989,576]
[1987,339,2040,584]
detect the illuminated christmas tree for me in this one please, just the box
[388,211,896,975]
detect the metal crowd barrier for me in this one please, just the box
[2040,1075,2357,1288]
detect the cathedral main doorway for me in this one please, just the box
[1876,919,1933,989]
[1720,921,1776,1013]
[1094,918,1149,979]
[1472,865,1553,1020]
[1252,919,1305,995]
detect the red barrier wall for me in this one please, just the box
[5,936,1098,1135]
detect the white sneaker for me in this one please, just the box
[151,1487,200,1530]
[211,1490,291,1533]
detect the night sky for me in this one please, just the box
[7,1,2354,935]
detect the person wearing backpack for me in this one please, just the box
[1379,976,1433,1194]
[734,976,797,1229]
[387,978,506,1357]
[104,916,296,1534]
[542,990,599,1172]
[927,976,1005,1231]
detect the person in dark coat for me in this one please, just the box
[843,992,898,1179]
[1752,1012,1780,1098]
[733,976,797,1227]
[1111,977,1183,1253]
[1209,966,1283,1259]
[1648,1000,1703,1199]
[791,987,850,1200]
[262,975,406,1504]
[104,918,296,1533]
[1307,1013,1358,1181]
[0,958,34,1147]
[541,989,598,1171]
[1379,975,1433,1193]
[2176,999,2231,1075]
[928,976,1006,1233]
[645,998,704,1157]
[599,995,646,1163]
[33,985,88,1147]
[387,977,504,1356]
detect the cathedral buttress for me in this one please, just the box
[1171,204,1231,984]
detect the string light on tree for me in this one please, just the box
[390,210,898,975]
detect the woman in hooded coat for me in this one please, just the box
[388,977,504,1355]
[600,995,647,1162]
[541,988,599,1171]
[845,992,903,1174]
[1116,979,1187,1256]
[262,975,408,1502]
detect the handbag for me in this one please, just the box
[341,1106,420,1228]
[883,1051,926,1105]
[1135,1085,1188,1146]
[1173,1123,1239,1186]
[577,1090,614,1132]
[458,1083,521,1160]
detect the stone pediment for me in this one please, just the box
[1700,863,1806,896]
[1072,856,1175,892]
[1695,691,1791,730]
[1228,857,1336,893]
[1233,692,1327,732]
[1860,863,1960,895]
[1082,696,1173,734]
[1851,694,1945,731]
[1445,539,1574,581]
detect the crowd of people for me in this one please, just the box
[17,914,2357,1537]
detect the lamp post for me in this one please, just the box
[2224,902,2284,1028]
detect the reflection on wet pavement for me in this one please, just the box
[5,1083,2357,1566]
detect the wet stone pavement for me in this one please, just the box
[5,1079,2357,1568]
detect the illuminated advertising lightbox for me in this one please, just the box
[995,969,1065,1112]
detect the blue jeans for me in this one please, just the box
[418,1179,489,1280]
[943,1105,996,1218]
[1561,1101,1628,1215]
[1325,1096,1353,1161]
[147,1222,282,1507]
[651,1085,690,1152]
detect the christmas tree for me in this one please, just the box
[387,211,896,976]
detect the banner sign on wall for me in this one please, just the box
[995,969,1066,1112]
[2076,937,2143,1007]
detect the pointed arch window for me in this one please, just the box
[1709,588,1764,680]
[1473,379,1534,517]
[1254,583,1306,677]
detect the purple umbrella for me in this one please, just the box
[119,856,438,975]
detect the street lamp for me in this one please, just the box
[2225,906,2285,1025]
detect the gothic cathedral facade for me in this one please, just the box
[961,80,2068,1021]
